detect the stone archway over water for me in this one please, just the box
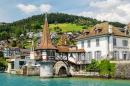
[53,61,68,76]
[58,66,67,75]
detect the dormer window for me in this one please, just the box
[126,30,129,35]
[95,27,102,34]
[95,30,98,34]
[83,33,86,36]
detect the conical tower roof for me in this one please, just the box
[35,13,57,50]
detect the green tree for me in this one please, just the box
[23,29,27,37]
[15,29,22,38]
[11,40,17,47]
[55,21,58,25]
[0,57,8,71]
[0,51,3,57]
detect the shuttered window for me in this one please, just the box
[81,41,84,48]
[122,51,128,60]
[113,38,116,46]
[95,51,101,61]
[87,52,92,61]
[122,40,128,46]
[113,51,119,59]
[88,40,91,47]
[96,39,99,46]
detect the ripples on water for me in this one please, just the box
[0,73,130,86]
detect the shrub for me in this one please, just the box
[99,59,111,74]
[110,63,116,76]
[86,59,99,72]
[99,59,115,77]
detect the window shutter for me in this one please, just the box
[117,51,119,59]
[94,51,96,60]
[122,40,124,46]
[128,52,130,60]
[86,52,88,61]
[99,51,101,61]
[90,52,92,60]
[127,51,129,60]
[122,51,124,59]
[112,52,114,58]
[126,41,128,46]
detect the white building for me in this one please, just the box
[0,46,21,58]
[75,22,130,62]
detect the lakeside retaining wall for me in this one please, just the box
[27,62,40,76]
[114,63,130,79]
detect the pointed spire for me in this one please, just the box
[45,12,47,21]
[35,13,57,50]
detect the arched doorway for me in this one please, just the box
[58,66,67,76]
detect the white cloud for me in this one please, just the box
[79,0,130,24]
[39,4,52,13]
[117,4,130,15]
[90,0,121,9]
[17,4,52,14]
[17,4,38,14]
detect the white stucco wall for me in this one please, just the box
[113,36,130,59]
[76,35,130,61]
[77,36,108,60]
[11,59,35,70]
[68,53,77,63]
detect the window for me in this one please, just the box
[70,53,73,57]
[95,30,98,34]
[113,38,116,46]
[49,51,54,56]
[113,51,119,59]
[88,40,90,47]
[96,39,99,46]
[83,33,86,36]
[19,61,26,66]
[11,61,14,69]
[126,30,129,35]
[95,51,101,61]
[81,41,84,48]
[87,52,92,61]
[122,51,128,60]
[122,40,128,46]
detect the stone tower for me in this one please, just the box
[35,13,57,78]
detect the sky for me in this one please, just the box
[0,0,130,24]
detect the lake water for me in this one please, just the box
[0,73,130,86]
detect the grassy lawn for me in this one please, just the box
[41,23,91,32]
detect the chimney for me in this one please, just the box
[109,24,112,33]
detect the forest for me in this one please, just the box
[0,12,126,34]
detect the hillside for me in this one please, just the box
[0,13,126,34]
[41,23,91,32]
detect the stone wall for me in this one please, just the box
[114,63,130,79]
[27,62,40,76]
